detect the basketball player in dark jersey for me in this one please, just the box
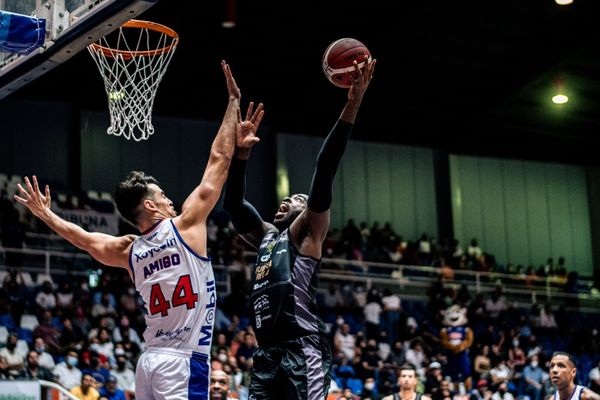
[223,55,376,400]
[383,364,432,400]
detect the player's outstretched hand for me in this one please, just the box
[222,60,241,101]
[14,176,51,219]
[236,101,264,151]
[348,55,376,101]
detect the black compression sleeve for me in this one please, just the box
[223,157,264,234]
[307,119,353,213]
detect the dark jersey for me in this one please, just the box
[250,228,325,346]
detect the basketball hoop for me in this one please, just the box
[87,20,179,141]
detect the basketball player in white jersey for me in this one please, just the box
[549,352,600,400]
[14,60,256,399]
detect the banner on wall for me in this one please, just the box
[0,380,40,400]
[54,208,119,235]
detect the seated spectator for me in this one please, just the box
[470,379,492,400]
[491,381,514,400]
[0,332,24,377]
[32,310,61,353]
[18,350,55,381]
[53,350,82,390]
[70,373,100,400]
[99,375,126,400]
[33,336,55,370]
[111,349,135,398]
[522,354,546,400]
[35,280,56,311]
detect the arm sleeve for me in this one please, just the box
[223,157,264,234]
[307,119,353,212]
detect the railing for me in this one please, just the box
[1,240,596,311]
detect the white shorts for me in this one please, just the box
[135,349,210,399]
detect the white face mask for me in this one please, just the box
[530,361,538,368]
[337,318,344,325]
[364,382,375,391]
[217,354,228,363]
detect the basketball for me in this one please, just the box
[322,38,371,88]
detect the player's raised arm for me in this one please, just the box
[15,176,133,269]
[223,101,274,249]
[290,56,376,258]
[177,61,241,230]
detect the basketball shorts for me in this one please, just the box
[248,334,332,400]
[135,349,210,399]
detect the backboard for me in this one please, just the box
[0,0,158,100]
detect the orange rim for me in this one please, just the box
[89,19,179,60]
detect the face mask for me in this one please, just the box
[35,346,45,353]
[530,361,538,368]
[512,339,519,347]
[337,318,344,325]
[67,356,78,367]
[364,382,375,391]
[217,354,228,363]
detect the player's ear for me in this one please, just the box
[143,198,157,212]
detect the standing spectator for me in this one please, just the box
[364,292,382,340]
[381,289,401,345]
[70,373,100,400]
[485,287,508,320]
[53,350,82,390]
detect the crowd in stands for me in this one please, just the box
[1,175,598,399]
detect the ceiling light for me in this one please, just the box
[555,0,573,5]
[552,94,569,104]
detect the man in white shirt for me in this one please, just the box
[53,350,82,390]
[33,337,55,370]
[111,351,135,397]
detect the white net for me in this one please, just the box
[87,20,178,141]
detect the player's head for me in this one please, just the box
[209,370,230,400]
[398,363,418,390]
[114,171,176,226]
[273,193,308,230]
[550,351,577,389]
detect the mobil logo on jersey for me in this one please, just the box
[198,279,216,347]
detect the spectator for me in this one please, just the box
[18,350,55,381]
[32,310,61,353]
[382,288,402,344]
[33,337,55,370]
[0,332,24,376]
[110,350,135,397]
[210,369,236,400]
[491,381,514,400]
[470,379,492,400]
[364,292,382,340]
[70,373,100,400]
[99,375,126,400]
[335,323,357,360]
[35,280,56,311]
[522,354,546,400]
[53,350,82,390]
[588,359,600,393]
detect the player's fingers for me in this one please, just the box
[45,185,51,204]
[246,102,255,121]
[33,175,41,195]
[16,183,31,200]
[255,109,265,127]
[252,103,264,122]
[13,195,27,205]
[24,176,34,194]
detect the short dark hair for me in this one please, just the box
[552,351,577,368]
[399,363,417,374]
[114,171,159,226]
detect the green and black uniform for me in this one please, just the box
[248,228,331,400]
[224,119,355,400]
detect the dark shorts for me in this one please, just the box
[248,334,332,400]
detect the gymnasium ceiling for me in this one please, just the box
[10,0,600,165]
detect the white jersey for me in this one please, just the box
[555,385,585,400]
[129,219,216,358]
